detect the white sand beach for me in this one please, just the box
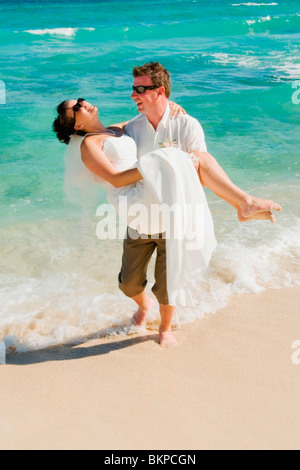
[0,287,299,450]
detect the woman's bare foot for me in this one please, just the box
[238,210,276,223]
[132,298,154,328]
[159,328,178,348]
[240,196,282,221]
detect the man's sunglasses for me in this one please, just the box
[132,86,158,94]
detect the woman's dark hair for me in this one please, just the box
[52,101,86,145]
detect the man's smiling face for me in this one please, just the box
[131,75,159,115]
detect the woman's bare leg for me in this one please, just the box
[195,152,282,221]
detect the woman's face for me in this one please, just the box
[65,99,98,131]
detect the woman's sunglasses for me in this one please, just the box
[72,98,85,112]
[64,98,85,118]
[132,86,158,94]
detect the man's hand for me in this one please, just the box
[188,151,200,171]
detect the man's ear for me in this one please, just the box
[157,86,166,97]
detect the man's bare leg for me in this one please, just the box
[159,304,177,347]
[195,152,282,221]
[131,289,154,328]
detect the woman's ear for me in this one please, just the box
[74,122,84,131]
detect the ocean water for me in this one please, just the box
[0,0,299,352]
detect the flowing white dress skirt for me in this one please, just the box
[136,147,217,307]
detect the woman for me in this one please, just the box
[54,98,281,222]
[53,98,281,346]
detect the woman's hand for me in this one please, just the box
[169,101,186,118]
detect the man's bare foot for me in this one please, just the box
[238,210,276,223]
[132,298,154,328]
[159,328,178,348]
[240,196,281,221]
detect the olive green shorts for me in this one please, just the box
[118,227,169,305]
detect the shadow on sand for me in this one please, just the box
[6,328,158,366]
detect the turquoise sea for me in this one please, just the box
[0,0,299,352]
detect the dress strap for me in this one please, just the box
[83,129,116,140]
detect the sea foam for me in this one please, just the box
[232,3,278,6]
[23,27,95,37]
[207,52,260,68]
[274,62,300,80]
[1,214,299,354]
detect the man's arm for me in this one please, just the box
[184,115,207,154]
[111,101,185,130]
[108,120,129,129]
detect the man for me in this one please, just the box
[119,62,281,347]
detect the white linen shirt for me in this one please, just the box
[125,103,207,159]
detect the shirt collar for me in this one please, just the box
[146,103,170,130]
[160,103,170,128]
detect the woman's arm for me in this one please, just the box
[169,101,186,118]
[108,103,185,128]
[81,137,142,188]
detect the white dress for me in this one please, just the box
[64,133,217,306]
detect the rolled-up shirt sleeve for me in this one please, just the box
[184,116,207,153]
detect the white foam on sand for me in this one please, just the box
[1,211,299,353]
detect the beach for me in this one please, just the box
[1,286,299,450]
[1,0,299,352]
[0,0,299,452]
